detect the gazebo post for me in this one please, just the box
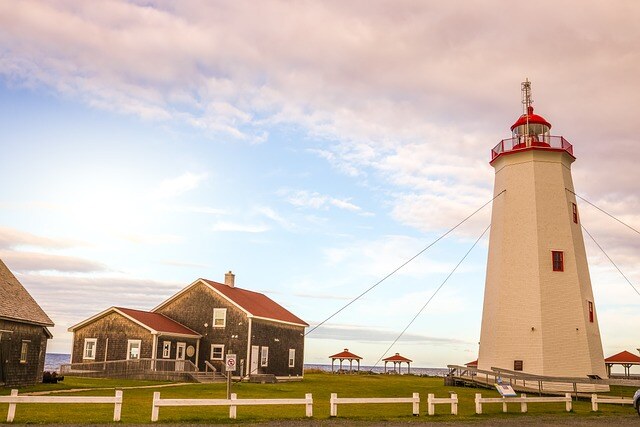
[384,361,387,373]
[357,359,360,372]
[408,361,411,374]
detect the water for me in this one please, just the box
[304,363,448,377]
[45,354,449,377]
[45,353,70,372]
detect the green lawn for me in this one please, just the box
[0,373,637,423]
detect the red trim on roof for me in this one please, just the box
[329,349,362,359]
[115,307,200,336]
[382,353,412,363]
[604,350,640,364]
[202,279,308,327]
[510,106,552,131]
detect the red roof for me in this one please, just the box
[604,350,640,364]
[382,353,412,363]
[202,279,308,327]
[466,359,478,367]
[511,106,552,131]
[115,307,200,336]
[330,348,362,360]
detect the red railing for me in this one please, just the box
[491,136,573,161]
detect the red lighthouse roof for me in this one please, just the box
[510,106,552,131]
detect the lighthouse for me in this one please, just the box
[477,80,607,386]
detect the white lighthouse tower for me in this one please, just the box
[477,80,607,384]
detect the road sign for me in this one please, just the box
[226,354,237,372]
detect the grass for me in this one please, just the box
[0,373,637,423]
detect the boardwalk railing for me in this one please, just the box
[329,393,420,417]
[427,393,458,415]
[474,393,572,414]
[591,394,634,411]
[151,392,313,421]
[0,389,122,422]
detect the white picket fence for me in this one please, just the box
[591,394,634,411]
[475,393,572,414]
[329,392,420,417]
[151,391,313,421]
[427,393,458,415]
[0,389,122,422]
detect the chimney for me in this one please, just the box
[225,271,235,288]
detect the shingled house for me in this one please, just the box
[68,271,308,380]
[0,260,54,386]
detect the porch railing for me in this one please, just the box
[60,358,198,378]
[491,135,573,160]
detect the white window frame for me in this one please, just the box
[127,339,142,360]
[83,338,97,360]
[162,341,171,359]
[288,348,295,368]
[210,344,225,360]
[20,341,29,363]
[213,308,227,328]
[260,346,269,367]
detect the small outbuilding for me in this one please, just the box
[382,353,412,374]
[604,350,640,378]
[0,259,54,386]
[329,348,362,373]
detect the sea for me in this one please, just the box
[44,353,448,376]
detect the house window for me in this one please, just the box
[83,338,97,359]
[552,251,564,271]
[260,346,269,367]
[162,341,171,359]
[572,203,578,224]
[20,341,29,363]
[211,344,225,360]
[514,360,523,371]
[288,349,295,368]
[127,340,142,360]
[213,308,227,328]
[588,301,594,323]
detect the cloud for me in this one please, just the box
[0,226,81,250]
[210,221,269,233]
[0,250,105,273]
[152,172,208,199]
[283,189,363,213]
[307,324,471,345]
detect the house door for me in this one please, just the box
[175,342,186,371]
[250,345,259,375]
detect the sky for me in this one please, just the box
[1,0,639,368]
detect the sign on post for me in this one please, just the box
[226,354,237,372]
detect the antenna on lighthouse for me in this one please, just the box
[521,78,533,137]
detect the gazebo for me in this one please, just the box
[329,348,362,373]
[382,353,412,374]
[604,350,640,378]
[465,360,478,368]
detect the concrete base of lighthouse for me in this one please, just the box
[478,147,608,392]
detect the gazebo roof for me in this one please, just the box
[604,350,640,364]
[329,348,362,360]
[382,353,412,363]
[466,359,478,367]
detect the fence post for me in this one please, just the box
[151,391,160,422]
[229,393,237,419]
[520,394,527,413]
[451,393,458,415]
[113,390,123,422]
[591,393,598,411]
[475,393,482,414]
[330,393,338,417]
[412,393,419,416]
[427,393,435,416]
[502,397,507,413]
[7,389,18,422]
[305,393,313,417]
[565,393,572,412]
